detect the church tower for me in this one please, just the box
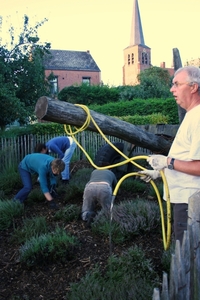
[123,0,151,85]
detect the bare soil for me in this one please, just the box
[0,161,164,300]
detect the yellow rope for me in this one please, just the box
[64,104,171,250]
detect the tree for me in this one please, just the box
[138,66,172,85]
[136,66,172,99]
[0,15,51,129]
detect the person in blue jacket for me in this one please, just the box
[13,153,65,209]
[46,136,76,184]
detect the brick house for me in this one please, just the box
[43,49,101,94]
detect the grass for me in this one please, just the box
[54,204,81,222]
[0,200,24,230]
[68,246,160,300]
[11,216,49,244]
[19,226,79,267]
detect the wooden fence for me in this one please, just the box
[152,191,200,300]
[0,131,153,171]
[0,132,125,171]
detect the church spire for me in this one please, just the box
[130,0,145,46]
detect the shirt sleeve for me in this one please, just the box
[38,170,50,193]
[48,144,64,159]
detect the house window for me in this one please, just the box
[82,77,90,85]
[128,54,130,65]
[131,53,134,64]
[49,77,58,95]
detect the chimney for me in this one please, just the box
[160,62,166,68]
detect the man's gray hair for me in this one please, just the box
[175,66,200,94]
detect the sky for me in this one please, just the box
[1,0,200,86]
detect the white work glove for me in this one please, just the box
[147,155,167,170]
[138,170,161,183]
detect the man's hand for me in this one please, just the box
[138,170,161,182]
[50,185,58,198]
[147,155,168,170]
[48,199,59,210]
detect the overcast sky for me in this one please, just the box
[1,0,200,86]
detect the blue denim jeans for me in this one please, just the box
[14,164,32,203]
[61,141,76,180]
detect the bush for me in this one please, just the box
[58,84,120,105]
[0,200,24,230]
[68,246,159,300]
[92,199,161,243]
[63,168,93,202]
[0,166,21,194]
[89,98,178,124]
[54,204,81,222]
[11,216,48,244]
[19,226,79,266]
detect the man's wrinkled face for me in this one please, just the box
[170,71,193,110]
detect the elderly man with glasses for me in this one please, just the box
[139,66,200,244]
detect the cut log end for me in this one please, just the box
[35,96,48,120]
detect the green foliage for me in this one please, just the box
[89,98,179,124]
[120,178,146,193]
[148,181,163,199]
[0,72,25,130]
[27,188,46,203]
[136,66,172,99]
[138,66,172,85]
[68,246,159,300]
[0,166,21,194]
[63,168,93,202]
[118,113,169,125]
[92,199,160,243]
[0,122,66,138]
[58,84,120,105]
[19,226,78,266]
[0,15,51,129]
[161,241,175,274]
[11,216,48,244]
[54,204,81,222]
[0,200,24,230]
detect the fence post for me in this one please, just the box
[161,272,169,300]
[152,288,160,300]
[188,191,200,300]
[181,230,190,299]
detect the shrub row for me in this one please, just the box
[89,98,179,124]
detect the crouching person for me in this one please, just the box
[81,168,117,227]
[13,153,65,209]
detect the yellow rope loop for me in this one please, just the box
[64,104,91,135]
[63,103,171,250]
[113,170,171,250]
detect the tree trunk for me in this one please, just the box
[35,96,173,155]
[173,48,186,124]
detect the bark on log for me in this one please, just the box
[35,96,173,155]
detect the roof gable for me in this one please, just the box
[44,49,101,72]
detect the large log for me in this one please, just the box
[35,96,173,155]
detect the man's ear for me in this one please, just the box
[191,83,199,94]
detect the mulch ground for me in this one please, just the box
[0,161,164,300]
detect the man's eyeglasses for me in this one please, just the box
[171,81,193,88]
